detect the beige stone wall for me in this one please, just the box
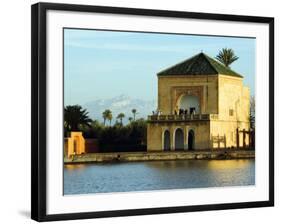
[189,122,210,149]
[158,75,218,114]
[242,86,250,122]
[147,123,163,151]
[210,120,250,148]
[211,74,250,149]
[218,74,250,122]
[147,121,210,151]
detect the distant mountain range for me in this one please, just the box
[84,95,157,124]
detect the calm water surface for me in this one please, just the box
[64,159,255,195]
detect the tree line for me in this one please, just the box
[64,105,147,152]
[102,109,137,126]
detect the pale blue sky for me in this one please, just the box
[64,29,255,105]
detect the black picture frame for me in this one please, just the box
[31,2,274,222]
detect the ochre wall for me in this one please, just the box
[147,123,163,151]
[218,74,250,122]
[64,132,85,157]
[158,75,218,115]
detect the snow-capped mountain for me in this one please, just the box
[84,95,157,124]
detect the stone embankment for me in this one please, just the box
[64,150,255,164]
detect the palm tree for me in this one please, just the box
[132,109,137,121]
[102,109,112,126]
[64,105,92,131]
[108,113,113,126]
[117,113,125,125]
[215,48,239,68]
[102,111,107,125]
[128,117,133,123]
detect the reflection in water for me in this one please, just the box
[65,164,86,171]
[64,159,255,195]
[207,159,250,169]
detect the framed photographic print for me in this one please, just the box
[31,2,274,222]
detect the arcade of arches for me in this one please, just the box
[147,52,251,151]
[163,128,195,151]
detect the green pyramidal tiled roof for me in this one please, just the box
[157,52,243,78]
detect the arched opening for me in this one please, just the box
[175,128,184,150]
[163,130,170,151]
[178,95,200,114]
[188,130,195,150]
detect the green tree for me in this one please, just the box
[117,113,125,125]
[128,117,133,123]
[131,109,137,121]
[85,120,103,139]
[64,105,92,132]
[102,109,112,126]
[102,111,107,125]
[215,48,239,68]
[108,113,113,126]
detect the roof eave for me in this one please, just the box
[218,73,243,78]
[157,73,219,77]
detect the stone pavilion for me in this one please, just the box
[147,53,251,151]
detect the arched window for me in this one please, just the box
[188,130,195,150]
[163,130,170,151]
[175,128,184,150]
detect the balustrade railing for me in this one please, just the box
[148,114,218,122]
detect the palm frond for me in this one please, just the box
[215,48,239,67]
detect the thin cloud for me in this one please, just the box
[65,41,219,54]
